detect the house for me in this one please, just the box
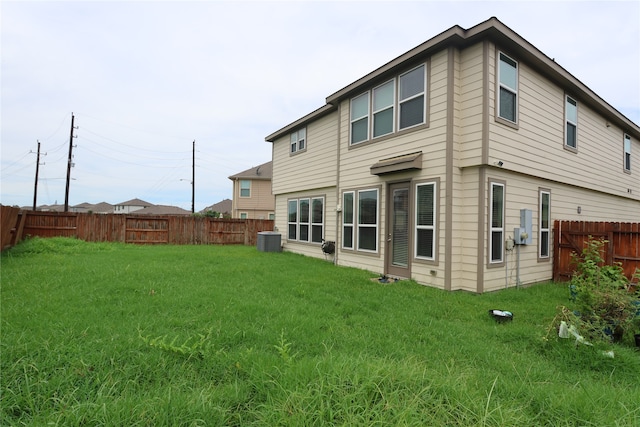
[129,205,191,215]
[201,199,232,217]
[113,198,153,214]
[265,17,640,293]
[70,202,114,214]
[228,161,275,219]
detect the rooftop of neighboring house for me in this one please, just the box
[201,198,232,215]
[114,198,154,207]
[129,205,192,215]
[228,161,272,181]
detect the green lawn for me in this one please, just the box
[1,237,639,426]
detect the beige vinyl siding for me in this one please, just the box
[486,43,639,204]
[272,111,338,195]
[458,43,485,167]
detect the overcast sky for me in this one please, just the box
[2,1,639,212]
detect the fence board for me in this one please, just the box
[553,220,640,283]
[0,207,274,250]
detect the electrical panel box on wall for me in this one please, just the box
[519,209,533,245]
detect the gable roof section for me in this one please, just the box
[228,161,273,180]
[266,16,639,143]
[202,198,232,214]
[115,198,153,207]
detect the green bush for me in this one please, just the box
[567,237,639,343]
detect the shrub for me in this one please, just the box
[567,237,638,343]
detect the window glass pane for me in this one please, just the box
[343,225,353,248]
[373,108,393,137]
[351,93,369,119]
[499,54,517,89]
[540,231,549,257]
[312,198,323,223]
[358,227,377,251]
[288,200,297,222]
[399,95,424,129]
[288,224,296,240]
[566,123,576,148]
[499,88,516,122]
[343,193,353,224]
[299,199,309,223]
[400,66,424,100]
[491,186,503,228]
[373,81,394,111]
[351,118,368,144]
[312,225,323,243]
[299,224,309,241]
[491,231,503,261]
[417,184,434,226]
[359,190,377,225]
[290,132,297,152]
[541,193,549,229]
[416,229,434,258]
[566,97,577,123]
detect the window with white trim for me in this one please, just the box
[290,128,306,153]
[373,80,394,137]
[399,65,426,130]
[287,197,324,243]
[565,96,577,149]
[415,182,436,260]
[498,52,518,123]
[342,192,354,249]
[489,181,505,264]
[240,212,248,219]
[349,64,426,145]
[240,180,250,197]
[342,189,378,251]
[350,93,369,144]
[539,190,550,259]
[624,134,631,172]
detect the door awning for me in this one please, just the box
[370,151,423,175]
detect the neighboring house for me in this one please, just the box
[113,198,153,214]
[228,161,275,219]
[266,17,640,293]
[201,199,232,217]
[130,205,191,215]
[70,202,113,214]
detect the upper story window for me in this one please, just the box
[565,96,578,150]
[624,134,631,172]
[350,64,426,145]
[373,80,395,137]
[399,65,426,130]
[498,52,518,123]
[240,180,250,197]
[290,128,306,153]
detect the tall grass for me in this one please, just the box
[1,237,639,426]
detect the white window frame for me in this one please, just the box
[357,188,379,253]
[539,190,551,260]
[498,52,518,124]
[398,64,426,130]
[287,196,324,244]
[240,180,250,197]
[624,134,631,172]
[342,191,355,250]
[372,80,395,138]
[565,96,578,150]
[415,182,436,260]
[489,181,505,264]
[350,92,370,145]
[290,128,306,153]
[240,212,248,219]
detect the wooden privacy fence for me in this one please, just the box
[553,220,640,283]
[1,206,274,250]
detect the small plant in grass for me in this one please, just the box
[564,237,638,344]
[138,327,213,359]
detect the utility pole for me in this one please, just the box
[32,141,45,211]
[64,113,77,212]
[191,140,195,213]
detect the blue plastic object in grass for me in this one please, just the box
[489,309,513,322]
